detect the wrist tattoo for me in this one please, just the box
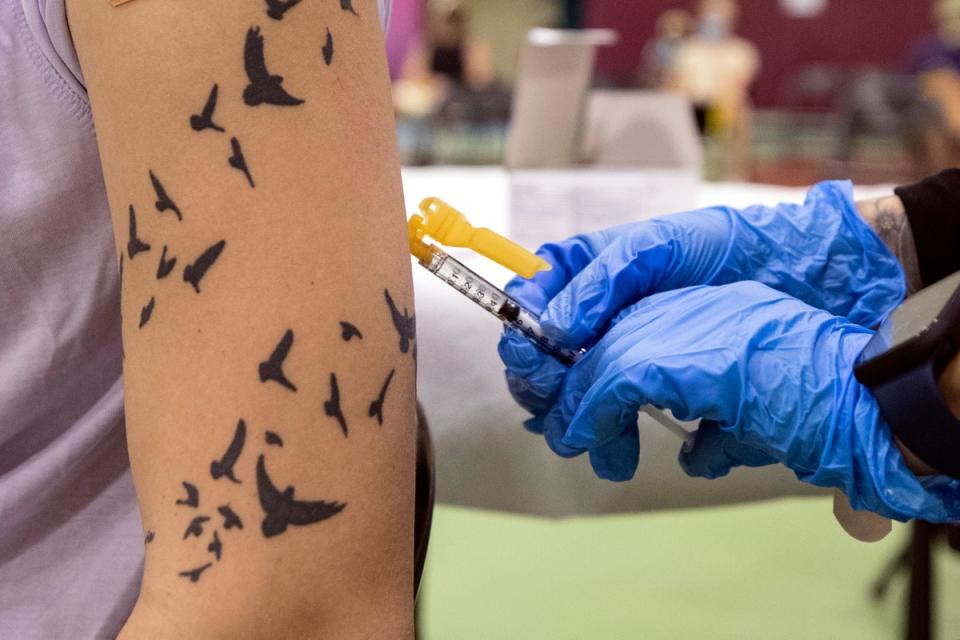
[858,195,924,295]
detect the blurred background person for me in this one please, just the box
[638,8,695,89]
[668,0,760,178]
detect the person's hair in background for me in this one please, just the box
[639,8,695,89]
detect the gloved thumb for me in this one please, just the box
[679,420,778,479]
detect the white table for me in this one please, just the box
[403,167,895,518]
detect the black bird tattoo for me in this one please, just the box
[340,0,358,15]
[218,505,244,530]
[179,563,213,583]
[157,245,177,280]
[127,205,151,260]
[228,137,255,188]
[259,330,298,392]
[243,27,305,107]
[385,289,417,354]
[139,297,156,329]
[208,531,222,561]
[324,373,348,437]
[265,0,302,20]
[183,240,226,294]
[256,455,346,538]
[210,419,246,484]
[149,170,183,221]
[183,516,211,540]
[339,321,363,342]
[189,84,226,133]
[265,431,284,447]
[322,29,334,66]
[144,531,155,544]
[368,369,395,426]
[175,481,199,508]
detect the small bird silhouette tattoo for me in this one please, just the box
[175,481,199,508]
[210,419,246,484]
[183,516,211,540]
[144,531,155,544]
[139,297,156,329]
[243,27,305,107]
[385,289,416,354]
[256,455,346,538]
[149,170,183,221]
[339,322,363,342]
[340,0,358,15]
[322,29,334,66]
[179,563,213,583]
[228,137,255,188]
[258,330,298,391]
[157,245,177,280]
[218,504,244,530]
[265,431,284,447]
[183,240,226,294]
[190,84,226,133]
[207,531,222,561]
[265,0,302,20]
[127,205,151,260]
[368,369,395,426]
[324,372,348,437]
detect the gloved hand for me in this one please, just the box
[499,181,906,454]
[541,281,960,522]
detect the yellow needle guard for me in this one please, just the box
[407,197,550,280]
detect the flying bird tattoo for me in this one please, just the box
[368,369,395,426]
[190,84,226,133]
[243,26,305,107]
[339,321,363,342]
[265,431,284,447]
[210,419,246,484]
[256,455,346,538]
[183,240,226,294]
[157,245,177,279]
[218,505,244,530]
[126,205,151,260]
[385,289,417,354]
[228,137,255,188]
[265,0,302,20]
[179,563,213,583]
[175,481,200,508]
[259,330,298,391]
[322,29,334,66]
[208,531,222,561]
[340,0,358,15]
[149,170,183,221]
[144,531,155,544]
[183,516,211,540]
[324,373,348,437]
[139,297,156,329]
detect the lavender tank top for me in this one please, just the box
[0,1,390,637]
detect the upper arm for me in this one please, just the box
[66,1,415,637]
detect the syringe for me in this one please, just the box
[408,198,693,444]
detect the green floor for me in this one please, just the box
[419,498,960,639]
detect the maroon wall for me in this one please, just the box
[586,0,934,107]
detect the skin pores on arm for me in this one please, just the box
[66,1,415,638]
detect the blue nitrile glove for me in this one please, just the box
[548,281,960,522]
[499,181,905,456]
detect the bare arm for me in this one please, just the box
[856,194,924,295]
[66,1,415,637]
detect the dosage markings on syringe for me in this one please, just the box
[447,266,503,311]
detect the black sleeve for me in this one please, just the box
[895,169,960,286]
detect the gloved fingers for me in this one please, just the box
[539,236,671,348]
[587,420,641,482]
[679,420,779,479]
[503,236,602,315]
[523,415,545,435]
[499,330,568,414]
[542,402,586,458]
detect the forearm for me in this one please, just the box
[856,194,924,295]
